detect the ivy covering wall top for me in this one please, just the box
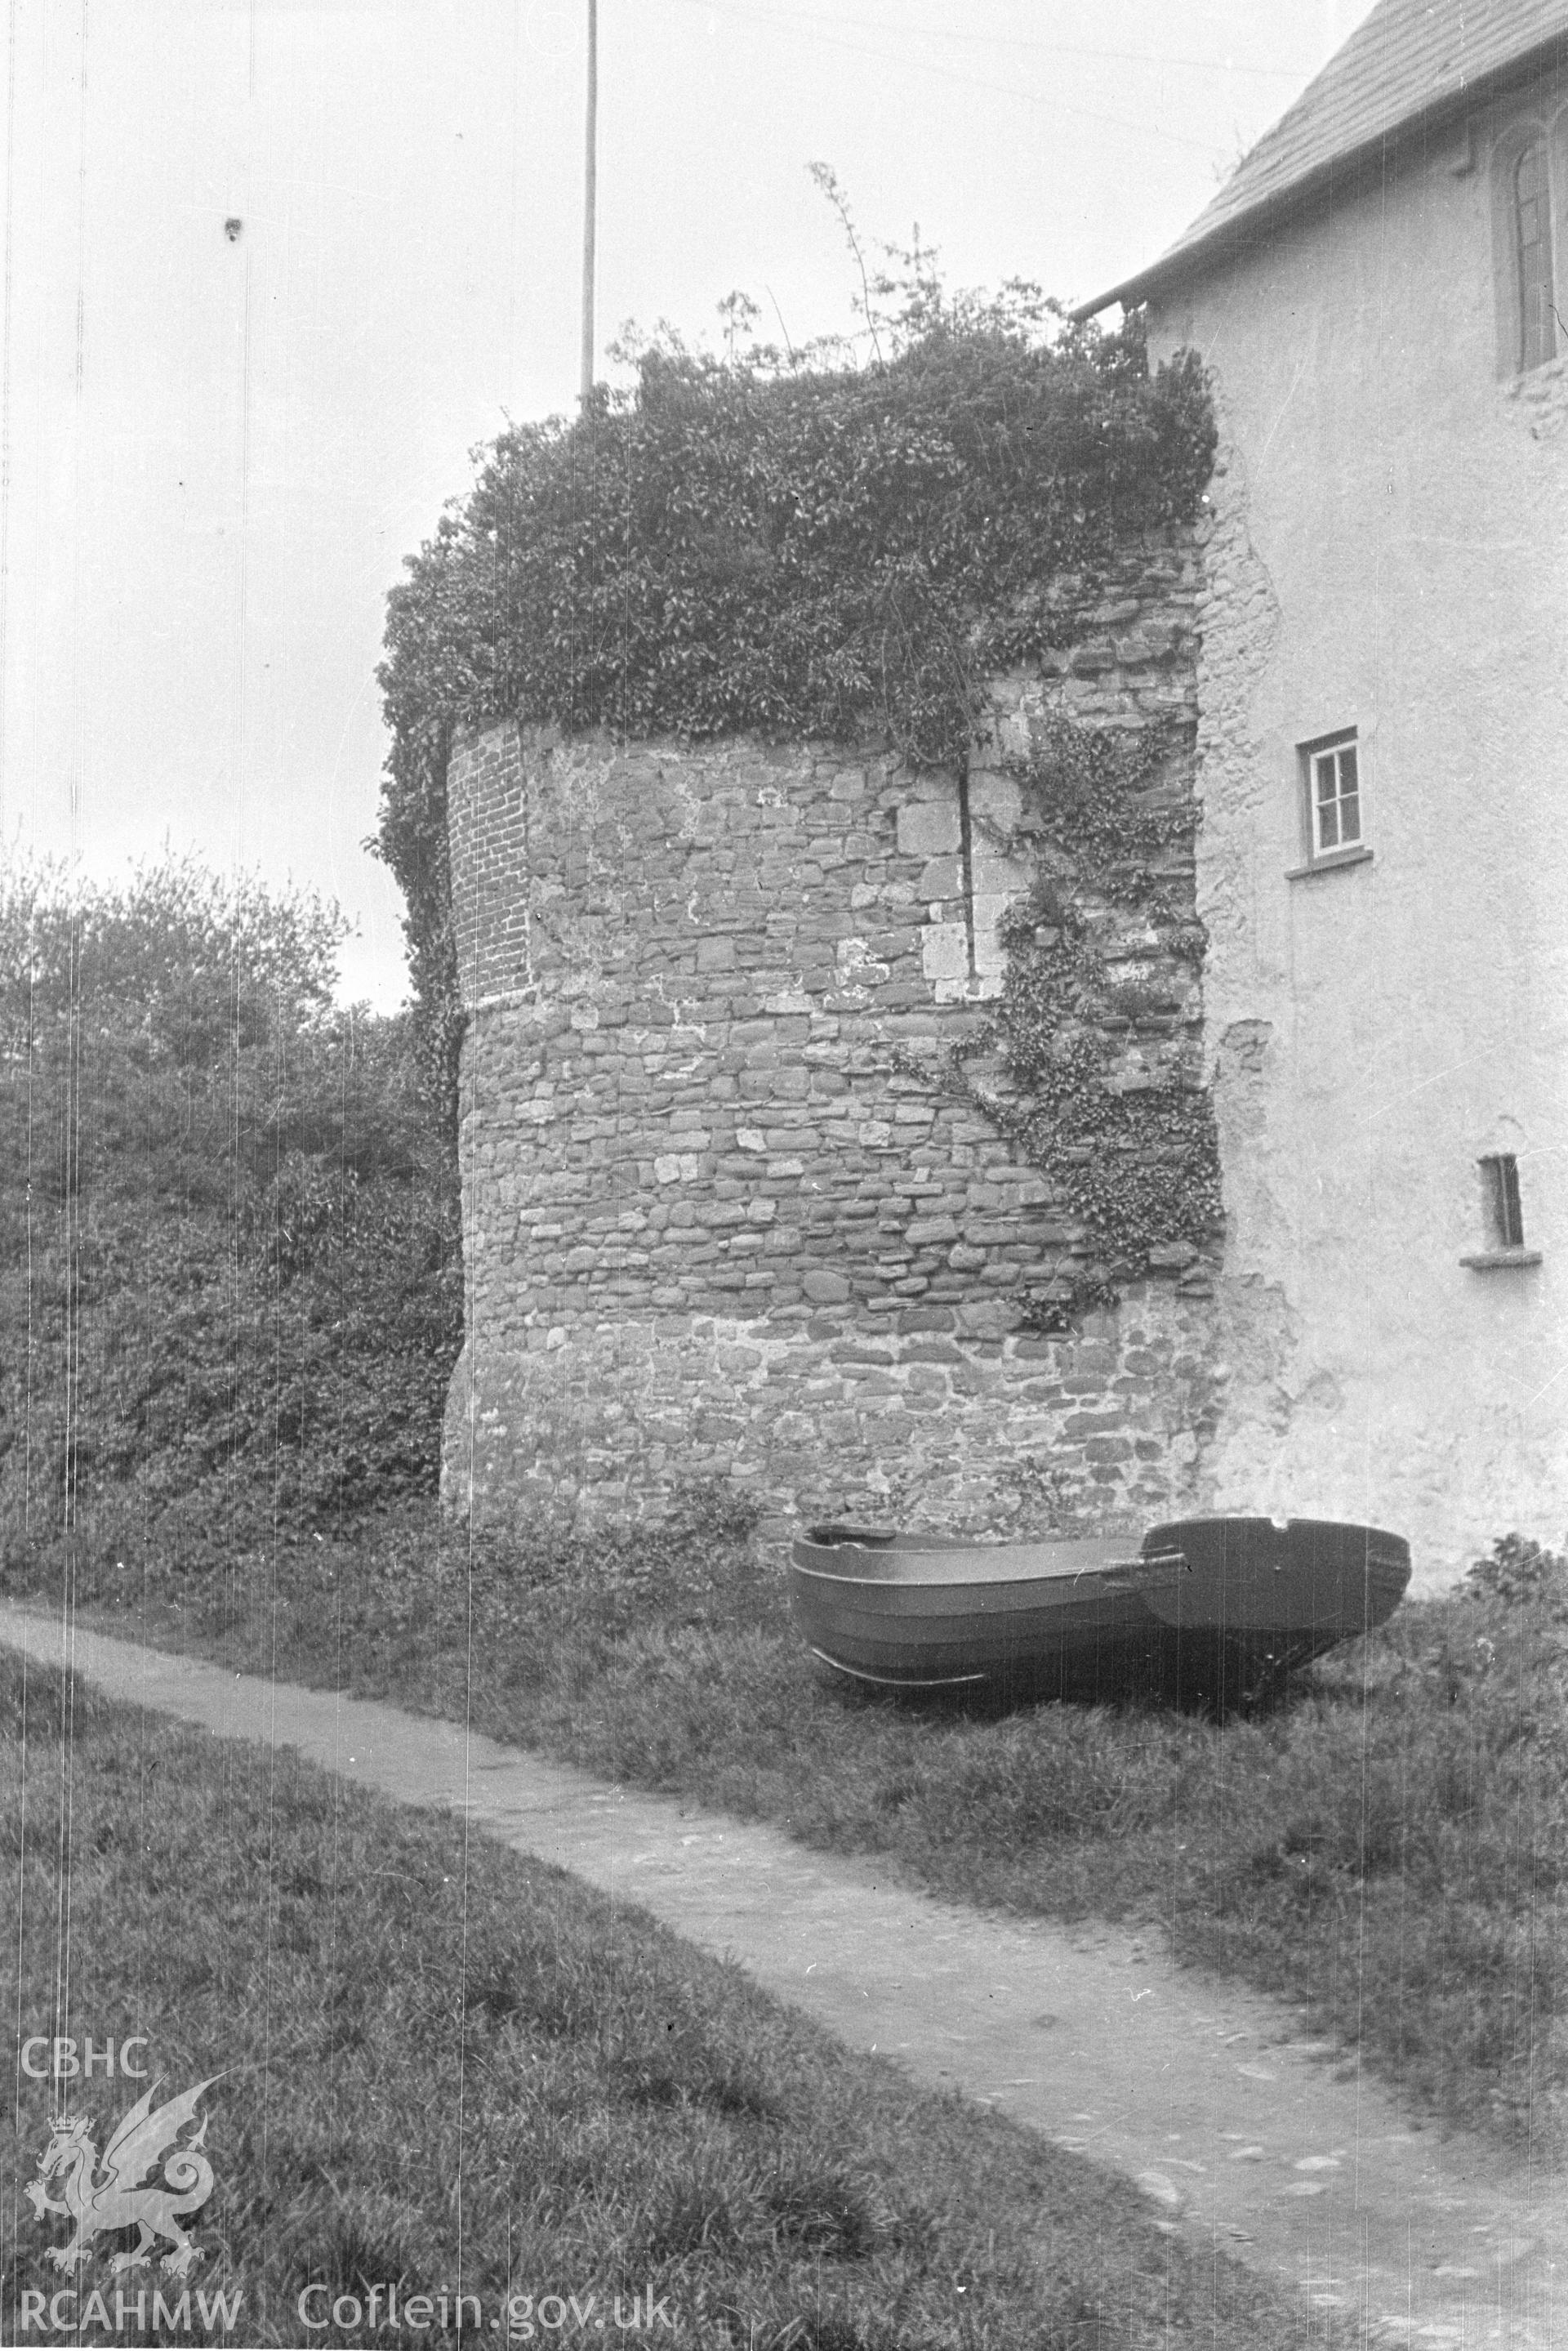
[375,301,1215,1126]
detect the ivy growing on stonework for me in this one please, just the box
[946,717,1223,1326]
[376,278,1214,1131]
[375,253,1218,1309]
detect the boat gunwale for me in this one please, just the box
[789,1545,1191,1594]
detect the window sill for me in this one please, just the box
[1285,846,1374,882]
[1460,1249,1543,1270]
[1503,350,1568,396]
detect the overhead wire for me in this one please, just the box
[679,0,1303,81]
[663,0,1298,157]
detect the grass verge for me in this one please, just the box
[0,1644,1339,2350]
[7,1501,1566,2167]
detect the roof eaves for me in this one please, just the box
[1071,32,1567,322]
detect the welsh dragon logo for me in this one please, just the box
[24,2077,219,2277]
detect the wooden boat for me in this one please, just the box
[789,1516,1412,1705]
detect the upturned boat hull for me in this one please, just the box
[789,1517,1412,1703]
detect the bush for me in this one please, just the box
[1466,1531,1568,1609]
[0,856,461,1569]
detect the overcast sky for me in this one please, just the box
[0,1,1370,1008]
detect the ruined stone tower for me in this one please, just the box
[440,529,1227,1537]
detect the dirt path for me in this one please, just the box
[1,1601,1560,2349]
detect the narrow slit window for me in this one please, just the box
[956,768,978,978]
[1481,1154,1526,1250]
[1516,142,1557,371]
[1311,741,1361,856]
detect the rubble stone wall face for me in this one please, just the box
[443,529,1226,1535]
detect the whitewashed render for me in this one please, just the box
[1082,0,1568,1577]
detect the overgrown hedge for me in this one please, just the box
[0,859,462,1568]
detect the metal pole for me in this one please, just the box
[580,0,597,401]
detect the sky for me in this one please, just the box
[0,0,1372,1010]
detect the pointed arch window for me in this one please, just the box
[1515,141,1557,370]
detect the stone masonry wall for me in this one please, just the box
[443,529,1225,1535]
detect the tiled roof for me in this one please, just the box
[1077,0,1568,315]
